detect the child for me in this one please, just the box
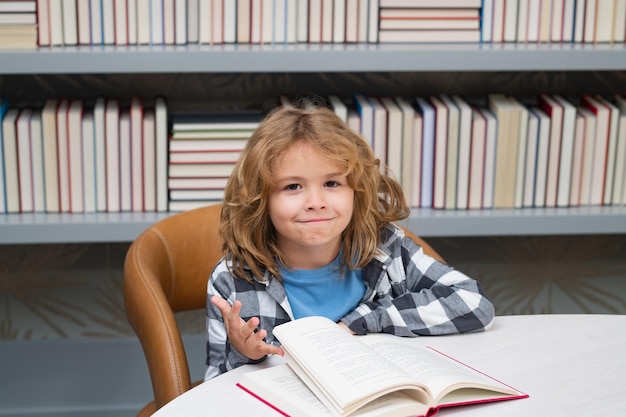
[205,101,495,381]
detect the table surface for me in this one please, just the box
[152,314,626,417]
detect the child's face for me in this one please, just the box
[268,142,354,267]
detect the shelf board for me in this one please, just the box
[1,206,625,244]
[404,206,626,237]
[1,43,624,74]
[0,212,171,244]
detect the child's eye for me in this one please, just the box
[285,183,301,191]
[325,180,340,188]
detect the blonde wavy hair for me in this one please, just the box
[220,102,409,282]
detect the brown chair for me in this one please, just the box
[123,203,445,416]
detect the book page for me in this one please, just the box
[359,334,522,404]
[273,317,430,413]
[239,364,432,417]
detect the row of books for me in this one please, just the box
[166,111,260,212]
[1,91,626,215]
[0,0,38,48]
[336,92,626,210]
[0,97,169,214]
[32,0,626,48]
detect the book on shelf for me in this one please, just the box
[345,0,358,42]
[513,100,529,209]
[16,109,33,213]
[370,97,388,168]
[102,0,114,44]
[379,0,482,6]
[550,0,564,42]
[581,94,610,206]
[163,0,175,44]
[143,108,157,212]
[577,107,596,207]
[56,100,71,213]
[395,97,419,207]
[93,97,107,212]
[538,0,551,42]
[113,0,128,45]
[67,99,85,213]
[415,97,435,208]
[353,94,374,149]
[105,99,120,212]
[468,106,486,209]
[127,0,137,45]
[169,189,225,201]
[332,0,345,43]
[169,150,242,164]
[561,0,575,42]
[321,0,334,43]
[168,162,236,178]
[137,0,150,44]
[168,176,229,190]
[439,95,459,210]
[614,0,626,43]
[429,96,448,209]
[380,96,402,181]
[82,110,97,213]
[130,98,144,212]
[481,0,494,42]
[526,0,541,42]
[516,0,529,42]
[90,0,103,44]
[491,0,505,42]
[155,97,168,212]
[357,0,368,42]
[378,29,481,43]
[503,0,519,42]
[0,22,38,49]
[569,109,585,207]
[119,112,132,212]
[36,0,50,46]
[238,316,527,417]
[530,106,551,208]
[612,94,626,205]
[522,108,539,208]
[594,0,614,43]
[186,0,198,43]
[30,111,45,213]
[328,94,348,122]
[453,95,472,210]
[149,0,163,44]
[583,0,597,43]
[174,0,187,44]
[1,108,20,213]
[553,95,577,208]
[77,0,91,44]
[488,94,523,209]
[594,95,620,206]
[41,99,60,212]
[479,107,497,209]
[171,111,260,132]
[169,138,249,152]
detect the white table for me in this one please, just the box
[153,315,626,416]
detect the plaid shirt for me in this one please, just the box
[205,223,495,380]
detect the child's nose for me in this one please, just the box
[306,190,327,210]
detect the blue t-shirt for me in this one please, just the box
[281,253,366,321]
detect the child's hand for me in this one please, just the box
[211,295,285,360]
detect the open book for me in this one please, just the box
[237,316,528,417]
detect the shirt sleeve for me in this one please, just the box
[204,262,265,381]
[341,235,495,337]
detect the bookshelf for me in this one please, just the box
[0,43,625,74]
[1,43,625,244]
